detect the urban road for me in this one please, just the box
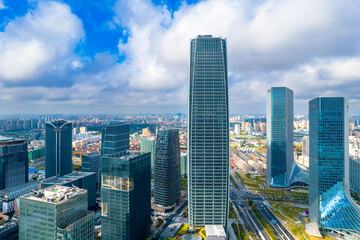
[231,170,296,240]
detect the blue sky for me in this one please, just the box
[1,0,360,114]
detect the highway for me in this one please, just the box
[230,170,296,240]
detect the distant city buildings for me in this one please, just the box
[154,127,181,212]
[19,185,95,240]
[101,124,129,155]
[0,137,28,190]
[188,35,229,227]
[101,151,151,239]
[45,120,72,178]
[309,97,360,237]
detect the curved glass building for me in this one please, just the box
[309,97,360,237]
[154,127,181,211]
[266,87,308,187]
[188,35,229,227]
[45,120,72,178]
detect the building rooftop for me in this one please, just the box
[22,185,85,204]
[0,136,26,145]
[41,172,95,185]
[205,225,226,238]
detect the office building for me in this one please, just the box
[140,137,156,171]
[302,136,309,157]
[188,35,229,227]
[82,151,101,190]
[41,171,96,207]
[101,124,129,155]
[266,87,308,187]
[350,158,360,195]
[309,97,360,237]
[234,124,240,135]
[154,127,181,212]
[45,120,72,178]
[19,185,95,240]
[101,151,151,239]
[0,137,28,190]
[181,152,187,177]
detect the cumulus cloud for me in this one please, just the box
[0,0,5,9]
[0,1,84,80]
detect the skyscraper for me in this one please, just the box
[45,120,72,178]
[82,151,101,190]
[188,35,229,227]
[101,124,129,155]
[19,185,95,240]
[309,97,360,236]
[0,137,28,190]
[266,87,294,187]
[101,151,151,239]
[154,127,181,212]
[140,137,156,171]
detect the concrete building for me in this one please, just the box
[205,225,226,240]
[309,97,360,238]
[154,127,181,212]
[188,35,229,227]
[45,120,72,178]
[101,125,129,155]
[234,124,240,135]
[0,137,28,190]
[41,171,96,208]
[181,152,187,177]
[101,151,151,240]
[19,185,95,240]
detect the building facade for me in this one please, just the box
[154,127,181,211]
[19,185,95,240]
[0,137,28,190]
[309,97,360,236]
[350,158,360,195]
[101,151,151,240]
[188,35,229,227]
[181,152,187,177]
[101,125,129,155]
[45,120,72,178]
[140,137,156,171]
[266,87,294,187]
[82,151,101,190]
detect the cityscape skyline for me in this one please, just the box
[1,0,360,114]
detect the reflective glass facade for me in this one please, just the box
[350,158,360,195]
[140,137,156,171]
[19,186,94,240]
[188,35,229,227]
[45,120,72,178]
[309,97,360,236]
[154,128,181,208]
[266,87,294,187]
[101,125,129,155]
[101,151,151,240]
[82,151,101,191]
[0,139,28,190]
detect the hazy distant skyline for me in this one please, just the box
[1,0,360,114]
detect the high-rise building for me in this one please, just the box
[266,87,294,187]
[301,136,309,157]
[140,137,156,171]
[188,35,229,227]
[181,152,187,177]
[309,97,360,236]
[101,151,151,239]
[234,124,241,135]
[101,125,129,155]
[19,185,95,240]
[350,158,360,195]
[41,172,96,208]
[0,137,28,190]
[82,151,101,190]
[154,127,181,212]
[45,120,72,178]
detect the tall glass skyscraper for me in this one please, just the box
[19,185,95,240]
[45,120,72,178]
[82,151,101,191]
[0,137,28,190]
[266,87,294,187]
[188,35,229,227]
[154,127,181,211]
[140,137,156,171]
[101,124,129,155]
[309,97,360,236]
[101,151,151,239]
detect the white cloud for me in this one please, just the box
[0,0,6,9]
[0,1,84,80]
